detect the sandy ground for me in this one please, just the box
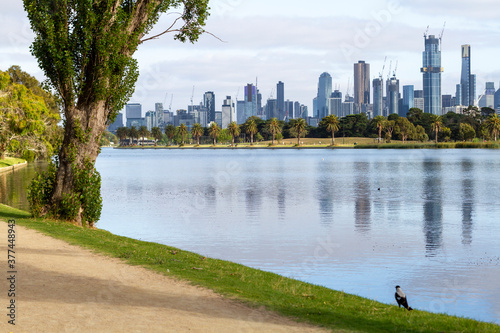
[0,221,329,333]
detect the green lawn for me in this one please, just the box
[1,204,498,332]
[0,157,26,168]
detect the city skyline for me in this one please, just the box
[2,1,500,114]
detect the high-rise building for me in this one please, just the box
[265,99,278,120]
[495,86,500,113]
[155,103,164,127]
[293,101,301,119]
[442,95,452,109]
[478,82,496,108]
[236,100,246,124]
[126,103,144,128]
[421,35,443,115]
[221,96,235,128]
[244,84,257,121]
[277,81,285,120]
[460,45,476,107]
[402,85,414,117]
[204,91,216,122]
[354,61,370,107]
[316,72,332,120]
[455,84,462,106]
[107,113,123,133]
[145,111,156,131]
[387,76,400,116]
[372,78,383,117]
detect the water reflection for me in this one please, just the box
[354,162,371,233]
[422,160,443,256]
[0,162,47,210]
[315,161,335,226]
[461,159,474,245]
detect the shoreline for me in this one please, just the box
[0,160,28,174]
[1,204,498,331]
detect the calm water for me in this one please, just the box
[2,148,500,324]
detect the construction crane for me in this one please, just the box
[379,56,387,80]
[387,60,392,81]
[346,77,351,98]
[439,22,446,50]
[424,25,429,38]
[393,60,398,77]
[190,85,195,112]
[169,94,173,112]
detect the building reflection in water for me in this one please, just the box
[354,162,371,233]
[315,161,336,226]
[461,159,474,245]
[422,159,443,256]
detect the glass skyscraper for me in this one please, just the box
[421,35,443,115]
[402,85,414,117]
[460,45,476,107]
[316,72,332,120]
[204,91,216,122]
[372,78,383,117]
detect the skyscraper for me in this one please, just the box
[460,45,476,107]
[421,35,443,115]
[277,81,284,120]
[354,61,370,107]
[386,76,400,116]
[221,96,235,128]
[402,85,414,116]
[204,91,215,122]
[244,84,257,121]
[495,86,500,113]
[316,72,332,120]
[372,78,383,117]
[478,82,496,108]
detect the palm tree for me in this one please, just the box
[290,118,307,146]
[177,124,188,145]
[485,113,500,141]
[128,126,138,145]
[373,115,385,143]
[164,124,176,146]
[245,119,258,145]
[208,122,220,145]
[322,115,340,145]
[431,115,443,143]
[138,126,149,145]
[227,121,240,146]
[267,118,281,145]
[115,127,128,146]
[191,123,204,145]
[151,127,162,146]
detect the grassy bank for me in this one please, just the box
[355,142,500,149]
[0,157,26,168]
[1,204,498,332]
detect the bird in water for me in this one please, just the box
[395,285,413,311]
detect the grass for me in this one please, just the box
[355,142,500,149]
[0,157,26,168]
[1,204,499,332]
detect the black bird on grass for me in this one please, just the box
[395,286,413,311]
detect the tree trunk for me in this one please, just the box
[272,133,275,145]
[332,132,335,145]
[51,102,107,227]
[251,133,254,145]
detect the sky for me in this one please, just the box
[1,0,500,117]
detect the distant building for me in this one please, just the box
[155,103,164,127]
[107,112,123,133]
[495,87,500,114]
[354,61,370,108]
[421,35,443,115]
[402,85,414,117]
[316,72,332,120]
[204,91,216,123]
[265,99,278,120]
[478,82,496,108]
[236,100,246,124]
[215,111,222,128]
[221,96,235,128]
[386,76,400,116]
[277,81,285,120]
[373,78,383,117]
[329,97,343,117]
[145,111,156,131]
[244,84,257,121]
[126,103,144,128]
[455,84,462,106]
[414,98,424,111]
[460,45,476,107]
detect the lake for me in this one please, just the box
[2,148,500,324]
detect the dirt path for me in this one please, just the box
[0,221,329,332]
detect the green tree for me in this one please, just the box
[459,123,476,141]
[191,123,204,145]
[138,126,149,145]
[415,125,429,142]
[395,117,413,143]
[373,115,385,143]
[431,115,443,144]
[485,114,500,141]
[23,0,209,226]
[151,127,162,146]
[128,126,138,145]
[267,118,281,145]
[383,120,395,143]
[0,69,60,160]
[320,115,340,145]
[208,122,220,145]
[164,124,176,146]
[115,127,128,146]
[289,118,308,146]
[245,119,258,145]
[227,121,240,146]
[178,124,188,145]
